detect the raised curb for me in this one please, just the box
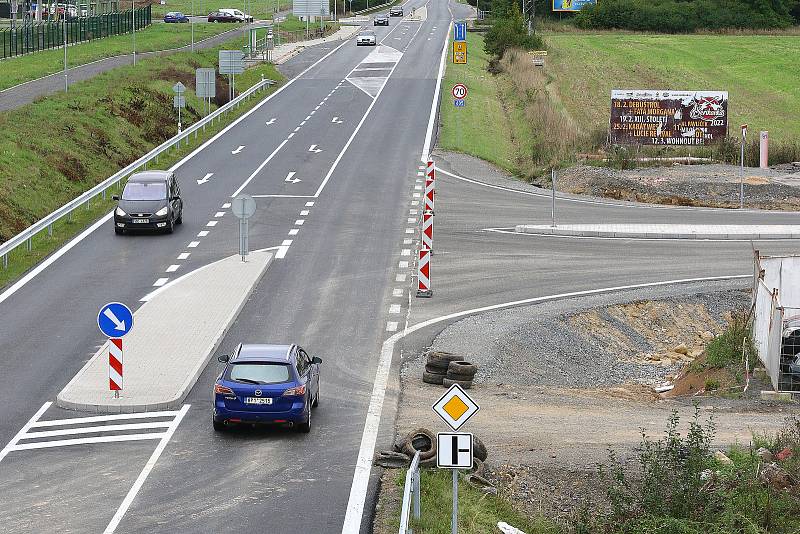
[514,224,800,240]
[56,249,273,413]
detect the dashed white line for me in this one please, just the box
[300,210,310,216]
[410,209,418,215]
[413,193,420,198]
[197,231,209,237]
[165,265,180,273]
[392,288,403,297]
[395,274,407,282]
[386,322,398,332]
[301,121,307,126]
[399,261,409,268]
[414,185,422,190]
[407,218,416,223]
[288,133,295,138]
[282,239,293,246]
[177,253,190,260]
[295,219,305,225]
[305,201,315,207]
[401,249,411,256]
[206,221,218,227]
[188,241,200,248]
[305,115,312,120]
[294,126,300,132]
[222,203,231,209]
[411,200,419,206]
[289,229,299,236]
[389,304,401,314]
[153,278,169,287]
[214,212,225,217]
[403,238,412,245]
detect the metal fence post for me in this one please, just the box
[26,237,32,252]
[2,254,7,269]
[412,469,420,520]
[48,224,53,237]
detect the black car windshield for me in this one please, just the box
[122,181,167,201]
[228,363,291,384]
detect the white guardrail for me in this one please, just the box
[0,76,276,269]
[398,451,421,534]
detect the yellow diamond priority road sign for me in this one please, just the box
[432,383,479,431]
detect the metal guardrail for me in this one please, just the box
[398,451,421,534]
[0,76,276,269]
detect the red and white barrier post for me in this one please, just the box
[421,211,433,251]
[416,249,432,298]
[109,338,123,397]
[424,160,435,214]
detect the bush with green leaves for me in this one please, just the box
[483,2,544,58]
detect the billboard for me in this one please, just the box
[610,89,728,146]
[553,0,596,12]
[293,0,329,17]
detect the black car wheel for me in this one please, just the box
[114,227,125,235]
[176,210,183,225]
[297,402,311,433]
[165,218,174,234]
[213,418,226,432]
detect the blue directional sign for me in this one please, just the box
[454,99,466,107]
[454,21,466,41]
[97,302,134,338]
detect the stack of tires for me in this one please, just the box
[395,427,488,470]
[422,351,478,388]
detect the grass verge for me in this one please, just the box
[381,468,560,534]
[0,22,238,91]
[0,34,284,290]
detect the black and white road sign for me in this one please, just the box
[437,432,473,469]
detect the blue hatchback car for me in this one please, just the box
[164,11,189,22]
[213,344,321,433]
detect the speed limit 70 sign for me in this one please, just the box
[452,83,468,99]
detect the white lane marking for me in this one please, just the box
[197,231,209,237]
[300,210,310,216]
[276,240,292,259]
[153,278,169,286]
[341,273,751,532]
[285,171,301,184]
[0,402,51,464]
[410,209,418,214]
[392,288,403,297]
[231,145,245,155]
[165,265,180,273]
[288,133,295,138]
[413,193,420,198]
[418,166,425,170]
[399,261,409,268]
[310,110,316,115]
[331,116,342,123]
[13,433,165,451]
[30,411,181,427]
[214,211,225,217]
[289,229,299,236]
[294,126,301,132]
[305,115,312,121]
[389,304,401,314]
[417,172,424,176]
[281,239,292,246]
[407,218,416,223]
[414,185,422,190]
[177,253,190,260]
[309,144,323,153]
[405,229,414,234]
[0,41,352,308]
[401,249,411,256]
[416,179,422,183]
[197,172,214,185]
[222,203,231,209]
[295,220,305,225]
[395,274,406,282]
[231,139,289,197]
[21,421,171,440]
[266,118,276,125]
[403,238,412,245]
[306,201,315,207]
[421,21,452,161]
[187,241,200,248]
[103,404,190,534]
[206,221,218,227]
[386,322,398,332]
[411,200,419,206]
[316,105,321,111]
[301,121,307,126]
[252,194,316,198]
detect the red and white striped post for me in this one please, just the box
[109,338,123,396]
[424,160,435,214]
[416,249,432,298]
[421,211,433,251]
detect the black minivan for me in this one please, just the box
[113,171,183,235]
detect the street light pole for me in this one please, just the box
[132,0,136,65]
[63,8,68,90]
[191,0,194,51]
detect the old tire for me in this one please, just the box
[473,435,488,461]
[400,428,437,461]
[425,363,449,374]
[470,458,486,476]
[426,352,464,371]
[422,371,446,385]
[447,361,477,377]
[443,377,473,389]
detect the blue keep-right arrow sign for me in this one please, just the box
[98,302,134,338]
[454,21,466,41]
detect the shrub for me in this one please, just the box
[705,309,757,370]
[484,3,544,58]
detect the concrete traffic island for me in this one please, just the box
[514,223,800,240]
[57,250,273,413]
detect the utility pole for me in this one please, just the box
[63,7,68,90]
[132,0,136,65]
[191,0,194,52]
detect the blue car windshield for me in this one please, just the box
[229,363,291,384]
[122,182,167,201]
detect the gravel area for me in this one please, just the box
[401,279,750,389]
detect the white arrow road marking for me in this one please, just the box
[331,116,343,124]
[265,118,276,125]
[103,307,126,331]
[309,145,323,153]
[196,172,213,185]
[231,145,245,155]
[284,172,301,184]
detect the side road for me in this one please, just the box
[0,24,252,111]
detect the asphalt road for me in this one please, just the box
[1,0,796,532]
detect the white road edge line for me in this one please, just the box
[103,404,191,534]
[0,39,352,307]
[0,402,51,464]
[420,19,451,162]
[340,273,751,532]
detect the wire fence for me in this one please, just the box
[0,5,151,59]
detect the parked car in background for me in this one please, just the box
[356,29,376,46]
[374,13,389,25]
[219,7,253,22]
[164,11,190,22]
[208,10,239,22]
